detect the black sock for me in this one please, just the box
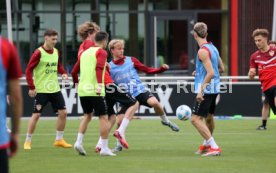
[262,120,267,127]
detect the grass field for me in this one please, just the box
[11,118,276,173]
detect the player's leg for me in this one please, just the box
[257,94,270,130]
[51,91,72,148]
[191,94,221,156]
[24,93,47,149]
[94,97,115,156]
[139,91,179,132]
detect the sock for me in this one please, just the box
[117,118,130,134]
[101,139,108,150]
[96,136,102,148]
[25,133,32,142]
[203,140,207,146]
[160,114,169,123]
[76,133,84,145]
[262,120,267,127]
[55,131,64,140]
[207,137,219,149]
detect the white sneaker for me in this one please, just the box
[100,149,116,156]
[74,143,87,156]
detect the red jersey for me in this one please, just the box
[25,46,67,90]
[72,39,113,85]
[112,56,167,74]
[250,46,276,91]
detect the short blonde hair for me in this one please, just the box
[108,39,125,51]
[193,22,208,38]
[252,28,269,38]
[78,21,100,40]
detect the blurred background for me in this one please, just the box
[0,0,274,76]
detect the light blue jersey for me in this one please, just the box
[110,56,146,97]
[0,37,9,148]
[194,43,220,94]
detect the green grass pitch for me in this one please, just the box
[11,118,276,173]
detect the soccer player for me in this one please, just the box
[190,22,221,156]
[72,22,139,155]
[0,36,23,173]
[24,29,72,149]
[255,40,276,130]
[108,39,180,150]
[249,30,276,129]
[76,31,116,156]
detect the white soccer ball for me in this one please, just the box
[176,105,192,121]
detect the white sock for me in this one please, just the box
[207,137,219,149]
[96,136,102,147]
[160,114,169,123]
[76,133,84,145]
[203,140,207,146]
[56,131,64,140]
[117,118,130,134]
[25,133,32,142]
[101,139,108,150]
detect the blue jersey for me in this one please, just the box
[194,43,220,94]
[110,56,146,97]
[0,38,8,148]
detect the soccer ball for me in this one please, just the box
[176,105,192,121]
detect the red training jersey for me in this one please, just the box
[250,46,276,91]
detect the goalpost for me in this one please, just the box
[272,0,276,41]
[5,0,13,42]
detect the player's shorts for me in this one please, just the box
[79,96,108,116]
[192,94,218,118]
[105,83,137,116]
[119,90,154,114]
[0,149,8,173]
[33,91,66,113]
[264,86,276,114]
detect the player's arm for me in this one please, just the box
[7,42,23,157]
[218,57,225,73]
[71,59,80,86]
[57,51,68,80]
[132,57,169,74]
[248,55,257,80]
[197,48,214,102]
[95,49,107,95]
[25,49,41,97]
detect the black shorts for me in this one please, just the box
[33,91,66,113]
[0,149,8,173]
[119,91,154,114]
[80,96,108,116]
[192,94,218,117]
[264,86,276,114]
[105,83,137,116]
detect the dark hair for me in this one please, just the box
[252,29,269,38]
[44,28,58,36]
[95,31,109,42]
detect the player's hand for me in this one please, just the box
[248,69,256,79]
[28,89,37,98]
[192,70,196,76]
[9,133,19,158]
[196,92,204,102]
[62,73,68,80]
[161,64,169,70]
[106,62,110,69]
[96,84,103,95]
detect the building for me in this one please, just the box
[0,0,274,75]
